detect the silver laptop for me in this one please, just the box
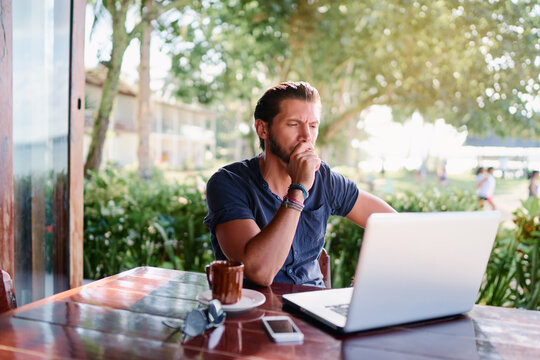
[282,211,500,333]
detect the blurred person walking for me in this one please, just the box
[529,170,539,198]
[438,160,448,186]
[475,167,485,186]
[477,167,496,209]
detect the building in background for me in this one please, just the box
[463,135,540,178]
[85,67,216,170]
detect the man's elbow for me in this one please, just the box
[244,264,275,287]
[249,276,273,287]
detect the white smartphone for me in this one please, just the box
[262,316,304,343]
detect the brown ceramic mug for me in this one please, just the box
[205,260,244,304]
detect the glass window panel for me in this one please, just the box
[12,0,71,306]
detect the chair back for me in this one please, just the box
[318,248,331,288]
[1,270,17,313]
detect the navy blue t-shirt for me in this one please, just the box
[203,155,359,286]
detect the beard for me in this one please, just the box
[268,129,291,164]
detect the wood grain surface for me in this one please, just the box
[0,267,539,359]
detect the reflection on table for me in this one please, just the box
[0,266,539,359]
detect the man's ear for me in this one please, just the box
[254,119,268,140]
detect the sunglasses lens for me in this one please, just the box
[183,310,207,337]
[180,301,226,339]
[207,299,226,326]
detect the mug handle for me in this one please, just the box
[205,264,213,289]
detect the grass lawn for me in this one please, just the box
[365,170,530,224]
[379,170,529,194]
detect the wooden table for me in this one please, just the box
[1,267,539,359]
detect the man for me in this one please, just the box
[529,170,539,198]
[204,82,395,287]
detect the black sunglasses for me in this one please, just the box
[163,299,226,341]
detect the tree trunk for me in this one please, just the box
[84,7,130,178]
[137,0,153,180]
[84,1,187,178]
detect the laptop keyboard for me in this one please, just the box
[326,303,349,317]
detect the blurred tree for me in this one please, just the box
[84,0,189,178]
[164,0,539,156]
[310,0,540,144]
[157,1,296,156]
[137,0,153,180]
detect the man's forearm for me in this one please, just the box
[346,190,396,228]
[241,206,302,286]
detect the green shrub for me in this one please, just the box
[383,187,481,212]
[512,197,540,309]
[476,227,517,307]
[478,197,540,310]
[83,166,213,280]
[325,216,364,288]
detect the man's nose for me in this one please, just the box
[299,123,312,142]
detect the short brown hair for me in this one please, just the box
[254,81,320,150]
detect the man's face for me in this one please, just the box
[266,99,321,163]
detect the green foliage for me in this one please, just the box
[513,197,540,309]
[163,0,539,148]
[325,216,364,289]
[478,197,540,310]
[83,166,213,279]
[477,228,518,307]
[382,187,481,212]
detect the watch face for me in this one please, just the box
[183,310,207,337]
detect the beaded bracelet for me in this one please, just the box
[286,196,304,207]
[282,196,304,212]
[288,183,309,200]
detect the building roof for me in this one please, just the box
[86,66,137,96]
[465,135,540,148]
[85,66,215,116]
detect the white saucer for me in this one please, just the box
[196,289,266,312]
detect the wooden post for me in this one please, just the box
[69,0,85,289]
[0,0,14,279]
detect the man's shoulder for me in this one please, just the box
[317,161,348,181]
[313,162,356,195]
[209,157,259,184]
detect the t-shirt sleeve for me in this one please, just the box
[326,168,359,217]
[204,170,256,232]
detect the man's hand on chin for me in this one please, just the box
[288,142,321,191]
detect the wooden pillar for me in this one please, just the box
[69,0,85,289]
[0,0,14,279]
